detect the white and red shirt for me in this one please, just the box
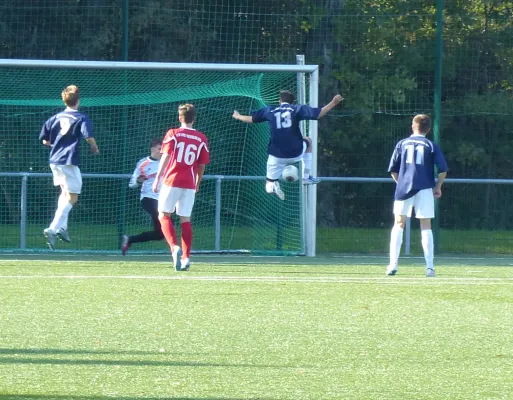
[129,156,160,200]
[161,127,210,189]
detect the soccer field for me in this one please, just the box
[1,254,512,400]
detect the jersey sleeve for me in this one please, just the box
[129,159,144,189]
[388,142,402,173]
[81,116,93,139]
[39,118,53,142]
[296,105,322,121]
[198,138,210,165]
[433,144,449,173]
[251,107,269,123]
[161,130,175,155]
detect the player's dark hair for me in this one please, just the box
[413,114,432,134]
[179,104,196,123]
[279,90,295,104]
[61,85,80,107]
[150,138,162,149]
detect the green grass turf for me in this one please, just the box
[0,255,512,399]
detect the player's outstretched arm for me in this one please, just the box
[318,94,344,119]
[129,162,143,189]
[86,137,99,154]
[196,164,206,193]
[232,110,254,124]
[153,153,170,193]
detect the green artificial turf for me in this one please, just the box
[0,255,512,399]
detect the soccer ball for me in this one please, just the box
[282,165,299,182]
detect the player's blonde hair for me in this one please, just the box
[61,85,80,107]
[178,104,196,124]
[412,114,432,134]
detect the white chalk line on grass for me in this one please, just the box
[0,274,512,285]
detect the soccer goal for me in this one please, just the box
[0,59,319,256]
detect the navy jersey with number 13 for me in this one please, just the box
[251,103,321,158]
[388,134,448,201]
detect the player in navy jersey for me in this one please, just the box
[39,85,99,250]
[121,139,164,255]
[232,90,343,200]
[387,114,448,277]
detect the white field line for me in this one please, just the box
[0,274,512,285]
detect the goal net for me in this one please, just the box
[0,60,318,255]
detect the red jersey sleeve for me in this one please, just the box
[161,129,175,155]
[198,137,210,165]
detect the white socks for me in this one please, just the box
[302,152,312,179]
[389,227,435,271]
[389,225,404,268]
[49,195,72,232]
[265,181,275,194]
[421,229,434,270]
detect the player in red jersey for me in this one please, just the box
[153,104,210,271]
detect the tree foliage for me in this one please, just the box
[1,0,512,229]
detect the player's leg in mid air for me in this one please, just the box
[414,189,436,277]
[175,189,196,271]
[301,137,321,185]
[44,165,81,249]
[122,198,164,255]
[387,198,413,275]
[265,155,285,200]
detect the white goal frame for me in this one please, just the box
[0,58,319,256]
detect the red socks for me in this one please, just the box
[181,221,192,258]
[159,215,177,250]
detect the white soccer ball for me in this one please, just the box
[282,165,299,182]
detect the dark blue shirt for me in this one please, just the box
[39,109,93,166]
[251,103,321,158]
[388,134,448,201]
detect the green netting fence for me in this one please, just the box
[1,1,513,254]
[0,64,313,254]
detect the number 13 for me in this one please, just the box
[274,111,292,129]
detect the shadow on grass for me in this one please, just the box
[0,348,289,369]
[0,356,283,369]
[0,348,202,357]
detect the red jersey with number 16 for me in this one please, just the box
[161,127,210,189]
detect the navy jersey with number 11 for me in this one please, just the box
[251,102,321,158]
[388,134,448,201]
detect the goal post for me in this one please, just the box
[0,59,319,256]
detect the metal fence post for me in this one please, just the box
[404,217,411,255]
[215,176,222,252]
[20,174,28,249]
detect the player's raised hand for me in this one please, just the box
[232,110,241,120]
[333,94,344,104]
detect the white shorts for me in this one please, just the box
[393,188,435,219]
[267,141,307,180]
[158,185,196,217]
[50,164,82,194]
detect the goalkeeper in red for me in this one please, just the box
[153,104,210,271]
[232,90,343,200]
